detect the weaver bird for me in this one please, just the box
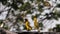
[25,19,32,31]
[33,16,39,29]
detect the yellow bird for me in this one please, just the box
[25,19,32,31]
[33,16,39,29]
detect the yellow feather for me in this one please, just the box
[25,20,32,31]
[34,17,39,29]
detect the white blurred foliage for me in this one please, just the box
[0,0,60,32]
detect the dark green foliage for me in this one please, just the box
[3,26,8,30]
[36,14,41,18]
[0,20,3,25]
[56,13,60,17]
[37,0,41,2]
[38,5,44,8]
[38,8,43,12]
[45,12,59,20]
[53,27,56,32]
[50,12,58,20]
[3,24,8,30]
[37,0,44,3]
[53,24,60,32]
[30,0,34,3]
[0,0,24,10]
[26,10,32,14]
[32,16,34,20]
[45,13,52,19]
[16,0,24,4]
[6,2,11,7]
[39,22,43,27]
[56,4,60,7]
[39,22,43,30]
[0,0,7,5]
[56,24,60,28]
[53,16,58,20]
[11,3,19,10]
[20,2,31,11]
[16,14,24,22]
[23,25,27,30]
[53,10,60,17]
[11,10,15,16]
[38,4,44,12]
[41,0,44,2]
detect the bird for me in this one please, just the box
[33,16,39,29]
[25,19,32,31]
